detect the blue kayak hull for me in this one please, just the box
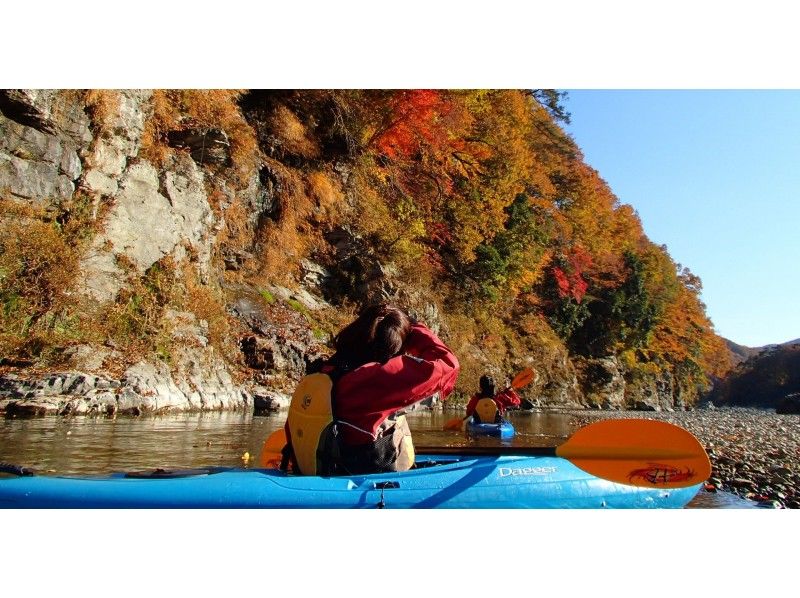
[0,455,701,509]
[466,419,515,439]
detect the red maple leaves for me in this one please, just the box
[373,90,452,160]
[553,245,592,303]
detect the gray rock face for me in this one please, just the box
[624,372,678,411]
[300,259,331,288]
[81,90,151,198]
[0,90,93,206]
[0,89,288,417]
[229,284,329,386]
[529,349,583,408]
[0,359,251,417]
[0,307,252,416]
[79,155,214,301]
[323,225,400,303]
[0,90,92,145]
[253,388,291,414]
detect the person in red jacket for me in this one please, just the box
[465,374,521,424]
[283,303,459,475]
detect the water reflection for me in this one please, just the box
[0,410,755,508]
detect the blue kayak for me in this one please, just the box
[466,418,515,439]
[0,454,701,508]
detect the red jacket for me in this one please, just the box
[332,323,459,445]
[465,388,521,418]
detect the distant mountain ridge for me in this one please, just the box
[725,337,800,366]
[765,338,800,349]
[711,341,800,408]
[724,339,761,365]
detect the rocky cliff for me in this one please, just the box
[0,90,723,415]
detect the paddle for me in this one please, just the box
[420,418,711,489]
[259,418,710,489]
[258,427,287,468]
[443,367,536,431]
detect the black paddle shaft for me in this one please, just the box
[416,446,558,457]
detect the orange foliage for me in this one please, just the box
[140,90,259,184]
[650,269,732,380]
[268,104,321,159]
[254,161,331,282]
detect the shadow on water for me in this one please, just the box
[0,409,756,508]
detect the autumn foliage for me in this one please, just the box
[270,89,732,401]
[1,89,731,405]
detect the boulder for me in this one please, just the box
[168,128,231,166]
[573,356,625,409]
[3,399,58,417]
[253,388,291,414]
[776,393,800,414]
[300,259,331,288]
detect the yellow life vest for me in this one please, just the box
[285,372,338,476]
[474,397,498,424]
[284,371,415,476]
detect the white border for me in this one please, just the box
[3,1,799,88]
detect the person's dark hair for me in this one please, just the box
[333,303,412,368]
[479,375,495,398]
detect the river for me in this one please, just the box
[0,409,753,508]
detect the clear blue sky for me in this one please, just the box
[563,90,800,348]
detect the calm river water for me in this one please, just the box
[0,410,752,508]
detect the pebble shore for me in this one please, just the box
[570,407,800,509]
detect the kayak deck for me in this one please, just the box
[0,454,701,509]
[466,419,515,439]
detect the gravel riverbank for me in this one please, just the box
[569,407,800,509]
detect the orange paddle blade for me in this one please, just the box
[258,428,287,468]
[443,417,464,432]
[555,418,711,489]
[510,367,535,389]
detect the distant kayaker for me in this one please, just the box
[280,303,459,476]
[465,374,521,424]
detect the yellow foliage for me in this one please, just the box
[650,280,732,380]
[249,168,344,285]
[349,161,428,269]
